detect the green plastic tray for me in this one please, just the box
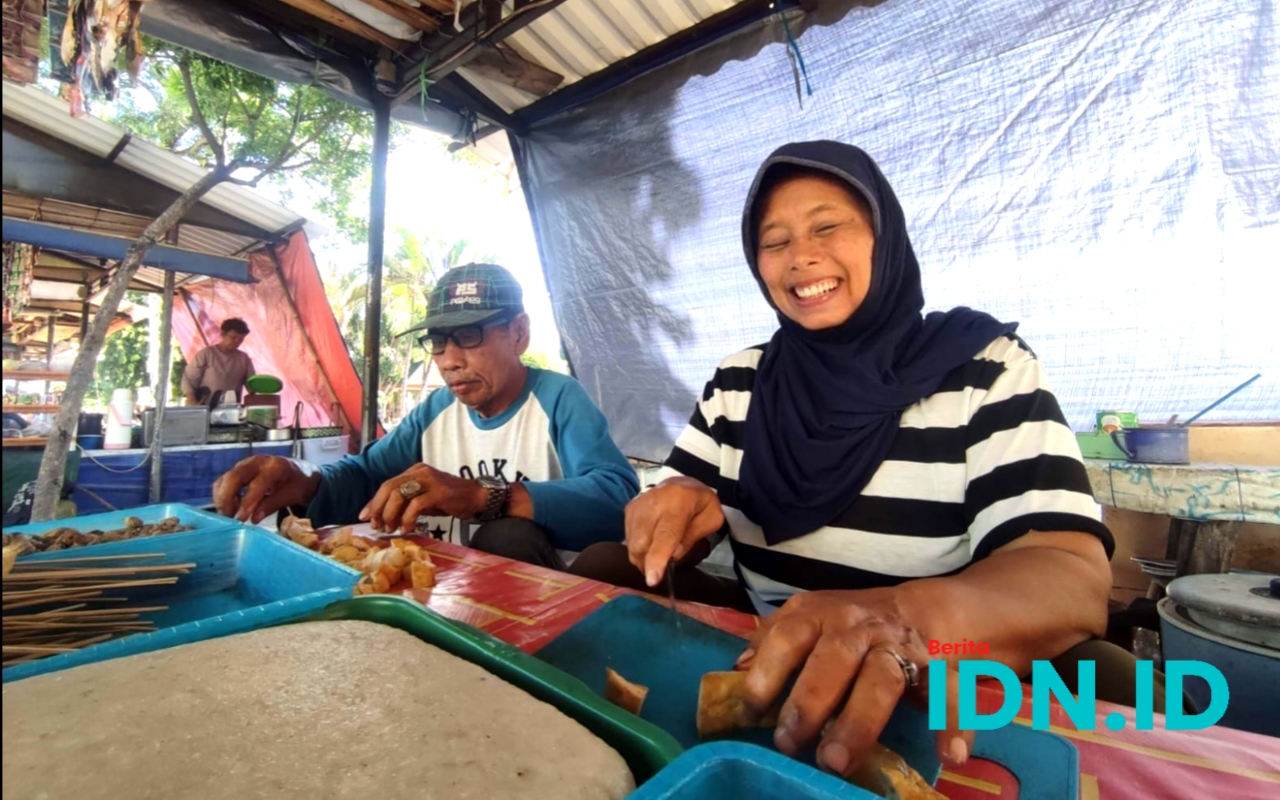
[303,596,684,784]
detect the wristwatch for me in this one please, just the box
[475,475,510,522]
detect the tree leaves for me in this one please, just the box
[107,39,374,239]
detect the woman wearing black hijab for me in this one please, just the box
[570,141,1169,779]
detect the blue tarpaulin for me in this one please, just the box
[513,0,1280,462]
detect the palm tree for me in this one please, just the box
[325,229,496,421]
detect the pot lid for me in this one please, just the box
[245,374,283,394]
[1167,573,1280,627]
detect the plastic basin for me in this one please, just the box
[2,526,360,683]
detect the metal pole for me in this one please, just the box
[149,270,176,503]
[361,95,392,449]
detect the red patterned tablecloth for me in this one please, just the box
[331,528,1280,800]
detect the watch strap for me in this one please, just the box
[477,479,509,522]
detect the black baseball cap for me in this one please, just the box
[400,263,525,335]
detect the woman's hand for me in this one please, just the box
[624,476,724,586]
[737,589,973,779]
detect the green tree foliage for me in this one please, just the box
[323,228,499,419]
[520,351,568,374]
[89,293,184,407]
[107,39,374,241]
[92,320,147,407]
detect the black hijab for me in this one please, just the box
[736,141,1017,544]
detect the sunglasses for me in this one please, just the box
[418,313,514,355]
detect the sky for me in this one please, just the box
[259,127,565,363]
[91,76,563,364]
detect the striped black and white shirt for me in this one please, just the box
[656,334,1114,612]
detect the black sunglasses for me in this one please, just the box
[418,313,514,355]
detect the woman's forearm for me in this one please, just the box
[894,532,1111,676]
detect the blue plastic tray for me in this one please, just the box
[2,526,361,683]
[538,595,1080,800]
[628,742,881,800]
[631,731,1078,800]
[5,502,238,538]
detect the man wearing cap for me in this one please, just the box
[212,264,639,569]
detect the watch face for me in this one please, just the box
[477,475,505,489]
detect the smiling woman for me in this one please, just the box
[567,140,1187,785]
[753,168,875,331]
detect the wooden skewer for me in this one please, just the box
[26,606,169,618]
[9,553,167,565]
[2,551,191,665]
[3,593,106,612]
[6,563,196,578]
[5,618,152,629]
[2,577,181,599]
[3,645,83,654]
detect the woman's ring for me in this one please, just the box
[869,646,920,689]
[399,480,423,500]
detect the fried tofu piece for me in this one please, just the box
[375,562,402,586]
[287,530,319,549]
[696,671,779,740]
[381,547,408,570]
[279,515,313,538]
[2,544,17,577]
[848,743,947,800]
[331,545,363,564]
[603,668,649,716]
[409,560,436,589]
[321,527,353,555]
[371,571,392,593]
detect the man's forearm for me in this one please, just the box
[894,533,1111,675]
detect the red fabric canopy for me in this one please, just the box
[171,230,380,447]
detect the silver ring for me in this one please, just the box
[869,646,920,689]
[398,480,423,500]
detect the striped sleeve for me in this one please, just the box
[962,338,1115,560]
[661,347,763,491]
[661,393,723,489]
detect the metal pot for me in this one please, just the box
[263,428,294,442]
[1110,426,1189,464]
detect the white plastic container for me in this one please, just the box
[299,435,349,466]
[104,388,135,450]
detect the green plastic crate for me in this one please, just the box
[1075,431,1127,460]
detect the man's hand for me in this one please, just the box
[212,456,322,523]
[359,463,489,534]
[736,589,972,779]
[624,476,724,587]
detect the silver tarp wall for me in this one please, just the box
[512,0,1280,463]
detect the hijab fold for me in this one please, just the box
[735,141,1017,545]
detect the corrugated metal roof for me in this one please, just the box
[3,193,259,262]
[1,81,307,237]
[458,0,742,113]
